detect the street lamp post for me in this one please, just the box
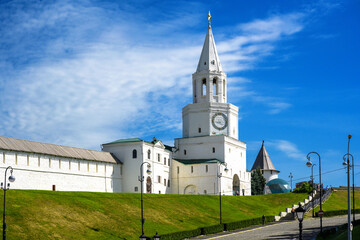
[138,162,152,240]
[306,163,316,217]
[289,173,293,191]
[1,166,15,240]
[306,152,322,233]
[295,203,305,240]
[343,134,353,240]
[217,162,228,224]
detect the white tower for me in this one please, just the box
[183,13,239,139]
[172,13,251,196]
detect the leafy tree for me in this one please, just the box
[251,168,266,195]
[292,182,314,194]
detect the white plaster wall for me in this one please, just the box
[0,150,122,192]
[173,135,250,195]
[263,170,279,183]
[102,141,172,194]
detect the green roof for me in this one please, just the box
[174,159,223,165]
[103,138,143,145]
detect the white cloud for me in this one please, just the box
[271,140,305,160]
[0,2,307,149]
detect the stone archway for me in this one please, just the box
[233,174,240,195]
[146,176,152,193]
[184,185,197,194]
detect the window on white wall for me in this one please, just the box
[27,155,29,166]
[158,176,161,183]
[49,158,51,168]
[69,160,71,170]
[2,152,5,164]
[168,180,170,187]
[184,150,187,155]
[164,157,166,165]
[168,159,170,166]
[191,166,193,173]
[157,154,160,162]
[87,162,90,172]
[15,154,18,165]
[212,147,215,153]
[132,149,137,158]
[147,150,151,159]
[38,156,40,167]
[177,166,179,174]
[164,179,166,186]
[78,161,80,171]
[59,159,61,169]
[206,165,208,172]
[134,186,138,192]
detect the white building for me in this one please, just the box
[101,138,172,194]
[0,15,251,196]
[171,17,251,196]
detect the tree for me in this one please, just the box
[251,168,266,195]
[292,182,314,194]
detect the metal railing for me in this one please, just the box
[304,188,332,213]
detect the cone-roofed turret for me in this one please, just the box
[196,11,222,73]
[251,140,279,172]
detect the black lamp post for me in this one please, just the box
[217,162,228,224]
[138,162,152,240]
[1,166,15,240]
[153,232,161,240]
[306,162,316,217]
[306,152,322,233]
[289,172,293,191]
[295,203,305,240]
[343,134,353,240]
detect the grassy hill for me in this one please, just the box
[313,190,360,212]
[3,190,308,239]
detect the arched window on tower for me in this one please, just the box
[213,78,217,95]
[132,149,137,159]
[202,79,206,96]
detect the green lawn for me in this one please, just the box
[312,191,360,212]
[3,190,308,239]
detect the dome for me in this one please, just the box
[266,178,291,194]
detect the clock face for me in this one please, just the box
[211,112,228,130]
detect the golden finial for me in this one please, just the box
[208,11,211,28]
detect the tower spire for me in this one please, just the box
[196,13,222,73]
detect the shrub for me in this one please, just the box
[160,228,201,240]
[200,224,224,235]
[293,182,313,194]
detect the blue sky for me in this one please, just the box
[0,0,359,188]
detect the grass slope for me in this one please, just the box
[3,190,308,240]
[313,191,360,212]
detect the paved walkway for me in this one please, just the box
[192,214,359,240]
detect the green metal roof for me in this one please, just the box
[103,138,143,145]
[174,159,223,165]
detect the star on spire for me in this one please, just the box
[208,11,211,28]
